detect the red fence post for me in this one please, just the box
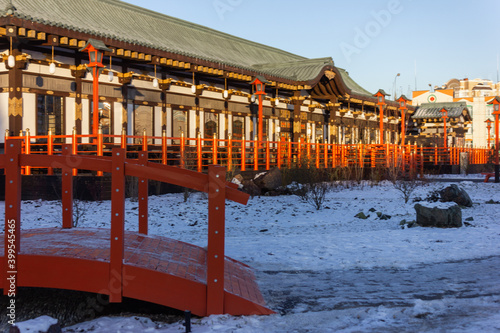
[4,139,22,296]
[277,139,282,169]
[48,128,54,175]
[206,165,226,315]
[138,151,148,235]
[197,133,202,173]
[266,139,270,170]
[142,128,148,152]
[97,126,103,177]
[72,127,78,176]
[62,145,73,229]
[287,138,292,168]
[162,130,167,165]
[24,129,31,175]
[228,134,233,172]
[241,138,246,172]
[180,131,185,169]
[121,127,127,150]
[109,148,125,303]
[254,137,258,171]
[213,134,218,165]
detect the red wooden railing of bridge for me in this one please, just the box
[1,139,274,316]
[6,130,492,175]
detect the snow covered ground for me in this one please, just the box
[10,176,500,332]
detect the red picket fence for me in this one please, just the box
[6,130,492,175]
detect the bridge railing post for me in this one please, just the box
[206,165,226,315]
[4,139,22,296]
[110,148,125,303]
[62,144,73,229]
[138,151,148,235]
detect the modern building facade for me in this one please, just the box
[0,0,406,147]
[412,78,499,147]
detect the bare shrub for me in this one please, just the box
[387,157,424,204]
[72,199,89,227]
[286,160,331,210]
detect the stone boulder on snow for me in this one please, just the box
[439,184,473,208]
[414,203,462,228]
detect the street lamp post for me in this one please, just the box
[393,73,400,100]
[488,96,500,183]
[440,107,449,150]
[250,76,270,146]
[486,119,493,149]
[396,95,410,145]
[374,89,389,144]
[80,39,112,136]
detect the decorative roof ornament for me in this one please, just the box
[5,0,16,16]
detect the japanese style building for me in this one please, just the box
[407,102,472,147]
[0,0,407,146]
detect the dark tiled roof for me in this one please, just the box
[2,0,310,79]
[412,102,469,119]
[337,68,373,98]
[1,0,374,93]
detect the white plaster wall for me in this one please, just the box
[0,93,9,143]
[154,106,162,144]
[166,107,172,144]
[189,110,197,138]
[219,114,225,140]
[22,93,36,137]
[227,114,233,136]
[113,102,123,144]
[65,97,75,143]
[81,99,89,143]
[127,103,134,144]
[245,117,251,143]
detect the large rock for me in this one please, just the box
[439,184,473,207]
[241,179,261,197]
[254,167,282,192]
[414,203,462,228]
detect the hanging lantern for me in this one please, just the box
[153,78,159,88]
[49,62,56,74]
[7,54,15,68]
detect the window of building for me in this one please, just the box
[37,94,64,139]
[172,109,187,144]
[204,112,218,139]
[232,116,244,144]
[134,105,153,144]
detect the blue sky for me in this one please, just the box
[122,0,500,100]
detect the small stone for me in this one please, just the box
[465,217,474,222]
[379,214,391,220]
[259,229,269,233]
[376,212,382,217]
[369,208,376,212]
[400,219,407,225]
[355,212,369,219]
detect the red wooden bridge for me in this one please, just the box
[0,140,274,316]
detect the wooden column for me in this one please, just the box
[292,91,302,142]
[7,41,23,136]
[138,151,148,235]
[110,148,125,303]
[119,64,131,134]
[206,165,226,315]
[72,52,85,135]
[4,140,22,295]
[62,145,73,229]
